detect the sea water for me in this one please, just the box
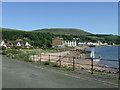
[85,46,119,70]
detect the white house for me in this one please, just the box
[0,40,7,47]
[6,41,31,48]
[21,41,31,48]
[103,43,108,45]
[63,40,77,47]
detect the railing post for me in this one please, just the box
[49,55,50,63]
[59,55,61,68]
[40,53,41,64]
[33,53,34,61]
[119,59,120,81]
[12,52,13,59]
[91,58,93,74]
[73,56,75,71]
[80,54,81,59]
[27,53,29,61]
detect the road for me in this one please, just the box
[2,55,118,88]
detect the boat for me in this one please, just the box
[90,48,100,62]
[93,58,100,61]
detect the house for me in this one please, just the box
[52,38,77,48]
[20,41,31,48]
[7,41,21,47]
[73,38,80,40]
[78,41,106,46]
[52,38,64,48]
[0,40,7,47]
[63,40,77,47]
[78,42,87,46]
[103,43,108,45]
[6,41,31,48]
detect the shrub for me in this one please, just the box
[66,67,73,71]
[43,61,50,65]
[2,49,22,55]
[38,59,41,63]
[2,50,8,55]
[29,59,33,62]
[12,46,22,49]
[24,56,29,61]
[63,65,67,68]
[50,63,59,67]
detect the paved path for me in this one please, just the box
[2,55,118,88]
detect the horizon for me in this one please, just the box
[2,27,117,35]
[2,2,118,35]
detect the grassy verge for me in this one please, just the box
[43,49,67,53]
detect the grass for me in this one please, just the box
[43,49,66,53]
[93,70,118,78]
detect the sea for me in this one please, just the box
[85,46,119,71]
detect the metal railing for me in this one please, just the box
[12,53,120,80]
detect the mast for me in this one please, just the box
[90,48,95,58]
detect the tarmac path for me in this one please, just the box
[2,55,118,88]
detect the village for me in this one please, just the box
[0,38,117,73]
[0,38,116,49]
[0,37,118,77]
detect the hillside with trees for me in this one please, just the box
[1,28,120,48]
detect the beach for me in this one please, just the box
[29,47,118,73]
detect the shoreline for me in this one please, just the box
[83,45,119,73]
[36,50,118,74]
[84,45,119,49]
[2,46,118,74]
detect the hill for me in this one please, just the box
[1,28,120,47]
[1,28,23,31]
[33,28,92,36]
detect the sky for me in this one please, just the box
[2,2,118,35]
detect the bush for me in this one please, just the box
[12,46,22,49]
[43,61,50,65]
[29,59,33,62]
[2,49,23,55]
[50,63,59,67]
[38,59,41,63]
[66,67,73,71]
[24,55,30,61]
[2,50,8,55]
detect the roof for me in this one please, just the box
[64,40,76,42]
[0,40,4,43]
[52,38,63,40]
[7,41,19,44]
[5,43,11,47]
[0,40,2,43]
[19,41,27,46]
[6,41,28,47]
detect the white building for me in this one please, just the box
[0,40,7,47]
[78,41,107,46]
[64,40,77,47]
[103,43,108,45]
[6,41,31,48]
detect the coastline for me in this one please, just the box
[37,49,118,73]
[2,45,118,74]
[84,45,119,73]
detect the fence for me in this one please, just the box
[11,52,120,80]
[27,53,120,80]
